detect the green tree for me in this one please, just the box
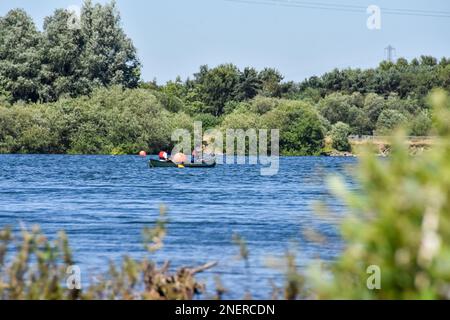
[40,9,86,101]
[0,9,42,102]
[0,2,142,103]
[410,110,432,136]
[439,65,450,91]
[258,68,284,97]
[250,96,279,115]
[194,113,221,129]
[221,110,260,131]
[376,109,408,135]
[193,64,241,116]
[330,122,351,152]
[319,93,353,124]
[262,100,324,155]
[157,77,187,113]
[363,93,386,133]
[318,93,365,134]
[420,55,438,66]
[235,67,262,101]
[0,89,12,105]
[80,0,141,89]
[385,94,422,116]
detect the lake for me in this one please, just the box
[0,155,357,299]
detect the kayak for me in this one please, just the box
[149,159,216,168]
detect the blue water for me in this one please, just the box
[0,155,357,299]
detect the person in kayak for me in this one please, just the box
[158,151,169,161]
[191,144,203,163]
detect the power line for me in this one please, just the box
[233,0,450,16]
[224,0,450,19]
[271,0,450,16]
[224,0,363,14]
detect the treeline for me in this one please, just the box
[0,88,325,155]
[149,58,449,138]
[1,1,449,155]
[148,56,450,117]
[0,85,432,155]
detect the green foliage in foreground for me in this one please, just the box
[0,207,218,300]
[309,90,450,299]
[1,91,449,300]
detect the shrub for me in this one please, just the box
[410,111,432,136]
[221,110,260,131]
[262,100,325,155]
[330,122,351,152]
[194,113,222,129]
[376,109,409,135]
[250,95,279,115]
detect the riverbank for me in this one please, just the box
[322,136,435,157]
[351,136,435,156]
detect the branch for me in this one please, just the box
[190,261,218,275]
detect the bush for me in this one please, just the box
[221,110,260,131]
[410,111,432,136]
[363,93,386,133]
[330,122,351,152]
[0,104,59,154]
[262,100,324,155]
[250,95,279,115]
[194,113,222,129]
[318,92,368,135]
[376,109,409,135]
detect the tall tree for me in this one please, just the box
[40,9,87,101]
[258,68,284,97]
[235,67,262,101]
[194,64,240,116]
[80,0,141,89]
[0,9,42,102]
[0,1,142,103]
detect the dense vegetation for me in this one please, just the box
[1,1,449,155]
[0,87,193,154]
[0,0,139,104]
[1,91,449,300]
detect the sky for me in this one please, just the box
[1,0,449,84]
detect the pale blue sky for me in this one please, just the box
[1,0,449,83]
